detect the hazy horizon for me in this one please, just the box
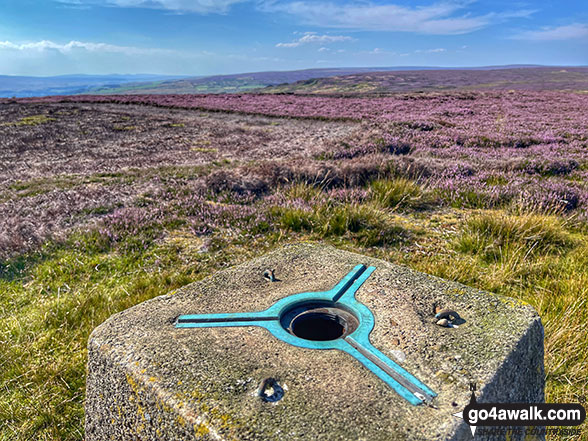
[1,0,587,76]
[2,63,588,79]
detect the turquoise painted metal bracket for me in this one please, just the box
[176,264,436,406]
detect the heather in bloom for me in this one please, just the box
[2,92,588,258]
[1,91,587,440]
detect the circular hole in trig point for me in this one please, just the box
[281,302,359,341]
[291,311,346,341]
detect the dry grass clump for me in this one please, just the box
[1,98,588,441]
[370,178,428,210]
[455,212,574,262]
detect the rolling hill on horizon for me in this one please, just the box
[0,74,189,98]
[2,65,576,98]
[88,67,448,95]
[88,65,553,95]
[2,68,416,97]
[259,66,588,95]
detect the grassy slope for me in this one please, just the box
[89,79,268,95]
[2,177,587,440]
[88,67,573,96]
[261,67,588,95]
[0,101,587,440]
[87,68,390,95]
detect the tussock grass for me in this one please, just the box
[401,210,588,415]
[270,203,407,246]
[2,189,588,440]
[2,114,56,126]
[370,178,426,210]
[456,212,574,262]
[271,206,315,232]
[318,203,406,246]
[1,172,587,440]
[270,184,411,247]
[284,182,324,202]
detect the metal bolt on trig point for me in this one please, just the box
[263,269,276,282]
[175,264,437,406]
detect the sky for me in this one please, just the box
[0,0,586,76]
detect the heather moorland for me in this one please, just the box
[1,90,587,440]
[261,66,588,95]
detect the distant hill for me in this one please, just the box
[0,74,188,98]
[88,67,436,95]
[3,68,423,97]
[91,65,552,95]
[259,67,588,95]
[2,66,585,98]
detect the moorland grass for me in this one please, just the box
[406,211,588,410]
[2,114,56,126]
[370,178,427,210]
[0,177,587,441]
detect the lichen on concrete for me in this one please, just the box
[86,243,544,440]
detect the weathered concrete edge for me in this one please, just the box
[448,316,545,441]
[86,339,223,440]
[85,243,544,440]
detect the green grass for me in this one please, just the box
[269,183,411,247]
[0,230,264,440]
[316,203,407,246]
[455,212,575,263]
[113,125,137,131]
[401,212,588,411]
[284,182,324,202]
[190,147,218,153]
[370,178,428,210]
[2,115,56,126]
[483,175,510,186]
[1,177,587,440]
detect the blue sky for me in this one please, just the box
[0,0,586,76]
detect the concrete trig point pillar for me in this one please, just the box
[86,244,544,440]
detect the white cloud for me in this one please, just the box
[276,32,353,48]
[0,39,171,55]
[360,47,395,56]
[415,47,446,53]
[275,42,298,48]
[57,0,535,32]
[511,23,588,41]
[0,38,292,76]
[262,1,535,35]
[57,0,246,14]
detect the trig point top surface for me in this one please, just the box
[86,243,543,441]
